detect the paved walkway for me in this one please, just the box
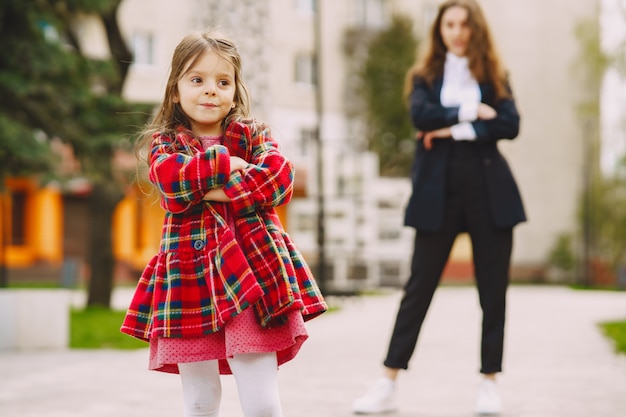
[1,286,625,417]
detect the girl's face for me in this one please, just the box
[440,5,472,57]
[174,49,236,137]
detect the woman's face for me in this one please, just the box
[440,5,472,57]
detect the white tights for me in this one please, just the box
[178,352,284,417]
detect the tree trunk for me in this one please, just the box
[86,181,123,308]
[101,0,132,93]
[85,2,133,308]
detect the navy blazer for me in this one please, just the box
[404,76,527,232]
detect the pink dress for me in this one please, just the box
[148,135,309,375]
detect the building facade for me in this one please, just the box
[4,0,617,290]
[116,0,608,288]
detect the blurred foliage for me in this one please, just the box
[547,233,576,272]
[348,15,419,177]
[0,0,152,303]
[573,8,626,283]
[0,114,53,179]
[575,5,626,284]
[573,11,604,273]
[572,12,607,112]
[0,0,151,182]
[585,160,626,270]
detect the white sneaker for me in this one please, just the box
[475,379,502,415]
[352,377,397,414]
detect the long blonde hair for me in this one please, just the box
[404,0,509,101]
[136,32,251,163]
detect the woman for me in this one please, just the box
[352,1,525,415]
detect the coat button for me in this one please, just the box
[193,240,205,250]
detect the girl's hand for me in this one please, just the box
[477,103,497,120]
[241,118,271,135]
[230,156,248,172]
[417,127,452,150]
[202,188,231,202]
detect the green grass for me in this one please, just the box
[570,284,625,292]
[70,307,147,349]
[7,281,62,289]
[68,301,344,349]
[600,319,626,355]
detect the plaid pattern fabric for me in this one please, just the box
[121,122,327,341]
[148,126,232,214]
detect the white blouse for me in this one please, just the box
[440,52,481,141]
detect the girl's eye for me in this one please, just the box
[218,80,230,86]
[191,77,202,84]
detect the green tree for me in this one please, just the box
[0,0,151,305]
[360,15,419,177]
[574,8,626,285]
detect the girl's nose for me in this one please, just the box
[204,83,217,96]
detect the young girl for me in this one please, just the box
[121,31,327,417]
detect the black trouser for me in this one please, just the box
[384,143,513,374]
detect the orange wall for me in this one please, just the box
[113,188,164,271]
[0,179,63,267]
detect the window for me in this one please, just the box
[10,190,27,246]
[295,54,317,85]
[295,213,315,232]
[354,0,386,28]
[132,32,155,66]
[378,228,400,241]
[296,0,316,14]
[380,261,401,282]
[298,127,317,156]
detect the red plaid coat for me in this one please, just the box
[121,122,327,341]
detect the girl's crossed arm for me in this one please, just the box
[221,128,294,216]
[148,133,232,213]
[202,156,247,202]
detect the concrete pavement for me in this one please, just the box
[1,285,625,416]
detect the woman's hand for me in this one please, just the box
[230,156,248,172]
[417,127,452,150]
[202,188,231,202]
[477,103,497,120]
